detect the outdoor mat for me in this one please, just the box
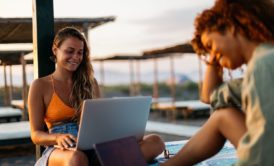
[153,140,237,166]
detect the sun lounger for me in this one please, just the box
[154,100,210,120]
[151,97,173,104]
[0,107,22,122]
[0,121,31,146]
[11,100,25,110]
[175,100,211,117]
[146,121,200,137]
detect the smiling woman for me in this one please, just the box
[200,30,246,69]
[28,27,99,166]
[161,0,274,165]
[28,27,165,166]
[53,38,84,72]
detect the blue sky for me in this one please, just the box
[0,0,215,86]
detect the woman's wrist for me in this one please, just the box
[206,65,223,81]
[54,133,59,144]
[207,63,222,71]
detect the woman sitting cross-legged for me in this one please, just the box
[28,27,165,166]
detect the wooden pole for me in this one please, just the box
[169,56,176,102]
[129,59,135,96]
[135,60,141,95]
[9,65,13,101]
[32,0,55,78]
[32,0,55,160]
[3,64,10,106]
[198,56,203,97]
[153,58,159,99]
[99,60,105,97]
[20,53,28,121]
[83,23,89,43]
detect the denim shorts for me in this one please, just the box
[35,122,80,166]
[49,122,78,137]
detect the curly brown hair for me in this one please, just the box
[52,27,96,118]
[192,0,274,55]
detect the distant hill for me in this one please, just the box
[0,67,201,86]
[94,70,199,85]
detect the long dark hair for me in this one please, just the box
[52,27,95,116]
[192,0,274,55]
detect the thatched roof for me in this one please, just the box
[143,42,195,58]
[92,54,144,61]
[0,50,32,65]
[92,43,195,62]
[0,17,115,44]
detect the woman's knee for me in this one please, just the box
[211,107,246,146]
[67,150,88,166]
[211,107,243,124]
[144,134,165,152]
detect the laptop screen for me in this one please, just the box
[76,96,152,150]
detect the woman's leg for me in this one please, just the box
[162,107,246,166]
[139,134,165,162]
[48,149,89,166]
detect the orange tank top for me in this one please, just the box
[44,75,76,129]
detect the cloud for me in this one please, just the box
[129,6,207,34]
[120,5,213,49]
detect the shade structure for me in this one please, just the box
[0,17,115,44]
[143,42,194,58]
[0,50,32,65]
[92,54,143,61]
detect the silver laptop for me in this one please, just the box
[75,96,152,150]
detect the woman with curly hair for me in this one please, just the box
[28,27,165,166]
[162,0,274,165]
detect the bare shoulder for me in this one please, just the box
[29,75,52,93]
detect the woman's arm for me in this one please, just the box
[200,65,223,104]
[28,79,57,145]
[28,79,76,148]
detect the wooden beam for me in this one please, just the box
[9,65,13,101]
[3,64,10,106]
[198,56,203,98]
[20,54,28,121]
[135,60,141,95]
[129,60,134,96]
[99,61,105,97]
[83,23,89,43]
[32,0,55,78]
[32,0,55,160]
[169,56,176,103]
[1,24,22,42]
[153,58,159,99]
